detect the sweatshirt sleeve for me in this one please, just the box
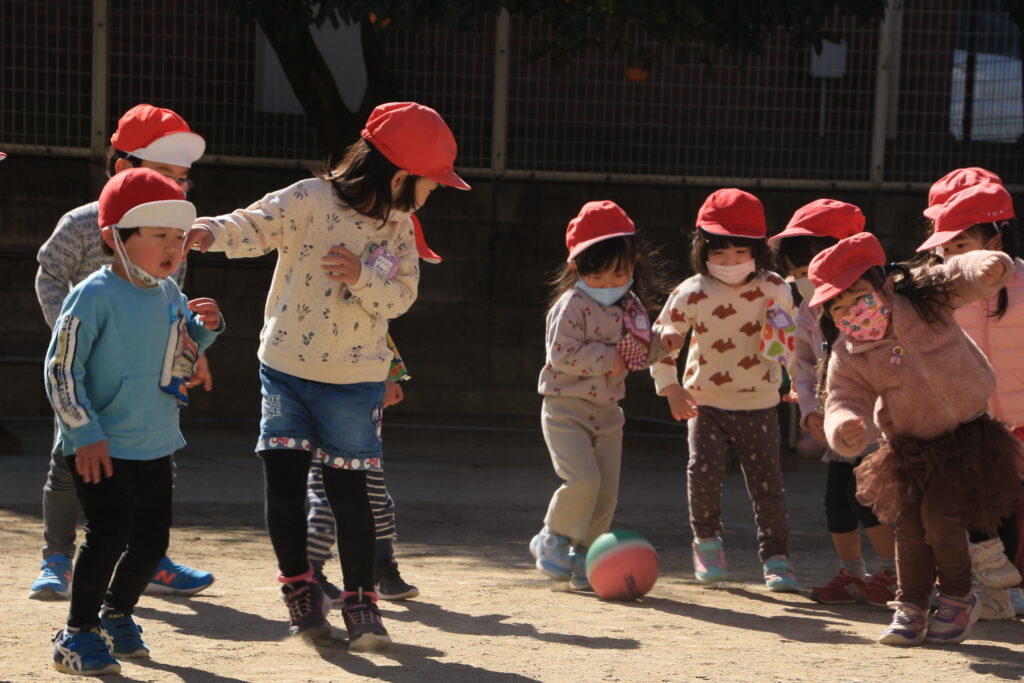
[941,250,1014,309]
[793,302,821,426]
[44,301,106,451]
[36,211,90,329]
[546,293,615,377]
[179,291,224,356]
[193,182,307,258]
[649,285,693,394]
[346,221,419,320]
[822,350,876,458]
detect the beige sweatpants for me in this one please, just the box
[541,395,625,548]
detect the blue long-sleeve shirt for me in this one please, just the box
[44,267,222,460]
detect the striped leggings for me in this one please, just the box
[306,459,396,564]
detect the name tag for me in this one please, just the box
[366,246,399,280]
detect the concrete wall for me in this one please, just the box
[1,155,1007,421]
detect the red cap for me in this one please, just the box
[565,200,636,262]
[361,102,470,191]
[808,232,886,308]
[411,215,441,264]
[769,199,865,243]
[696,189,765,238]
[98,168,195,230]
[923,167,1003,218]
[917,183,1015,252]
[110,104,205,168]
[0,152,6,161]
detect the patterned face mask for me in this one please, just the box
[838,293,890,341]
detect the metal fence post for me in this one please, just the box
[491,9,510,176]
[869,0,900,186]
[91,0,109,159]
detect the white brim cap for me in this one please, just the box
[130,131,206,168]
[117,200,197,230]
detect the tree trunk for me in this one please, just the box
[357,19,400,124]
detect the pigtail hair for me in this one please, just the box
[882,262,954,327]
[814,314,840,411]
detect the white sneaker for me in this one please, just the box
[973,584,1016,621]
[969,538,1022,588]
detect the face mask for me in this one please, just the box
[707,260,756,285]
[576,278,633,307]
[838,293,890,342]
[110,229,161,287]
[794,277,816,302]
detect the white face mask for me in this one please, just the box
[111,229,161,288]
[794,277,816,301]
[707,259,756,285]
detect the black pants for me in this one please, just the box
[825,458,881,534]
[66,454,172,630]
[261,449,375,591]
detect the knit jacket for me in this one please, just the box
[194,178,418,384]
[824,250,1014,458]
[650,271,794,411]
[953,257,1024,429]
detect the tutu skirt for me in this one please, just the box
[856,415,1023,533]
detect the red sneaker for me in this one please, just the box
[810,568,866,604]
[857,569,897,607]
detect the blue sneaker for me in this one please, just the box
[146,556,214,595]
[763,555,801,593]
[529,526,571,580]
[30,553,73,601]
[52,628,121,675]
[692,537,728,584]
[99,609,149,658]
[569,545,592,591]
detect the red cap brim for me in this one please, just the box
[566,231,636,262]
[429,168,471,191]
[767,226,816,243]
[916,228,963,252]
[922,204,943,219]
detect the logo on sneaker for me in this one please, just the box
[152,569,177,585]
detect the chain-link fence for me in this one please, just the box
[2,0,1021,189]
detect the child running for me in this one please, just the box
[770,199,897,605]
[47,168,223,675]
[531,200,666,590]
[184,102,469,650]
[652,188,800,592]
[918,174,1024,618]
[811,231,1022,645]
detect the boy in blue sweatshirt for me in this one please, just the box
[47,168,224,676]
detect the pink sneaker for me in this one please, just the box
[878,601,927,646]
[926,593,979,645]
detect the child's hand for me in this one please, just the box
[663,384,698,421]
[383,379,404,408]
[188,298,222,330]
[183,225,215,254]
[805,412,826,442]
[75,439,112,484]
[322,246,362,285]
[660,329,685,353]
[186,354,213,391]
[979,254,1008,286]
[781,390,799,403]
[607,353,628,378]
[837,417,866,450]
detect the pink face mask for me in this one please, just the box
[838,293,890,341]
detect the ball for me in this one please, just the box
[586,530,659,600]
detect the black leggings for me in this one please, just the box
[66,454,172,630]
[261,449,375,591]
[825,458,881,534]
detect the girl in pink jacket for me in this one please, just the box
[809,232,1022,647]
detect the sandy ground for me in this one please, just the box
[0,417,1021,683]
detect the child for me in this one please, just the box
[918,177,1024,618]
[531,200,666,590]
[652,188,800,592]
[32,103,214,601]
[47,168,223,675]
[811,231,1022,645]
[770,199,897,605]
[184,102,469,650]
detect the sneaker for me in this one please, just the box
[30,553,73,601]
[763,555,800,593]
[568,545,592,591]
[926,593,979,644]
[809,569,865,604]
[374,557,419,601]
[692,537,728,584]
[1008,587,1024,617]
[856,569,897,607]
[52,628,121,675]
[281,579,331,640]
[342,590,391,652]
[530,526,571,580]
[311,561,342,606]
[99,609,149,658]
[973,584,1015,621]
[878,601,927,646]
[968,538,1022,589]
[146,556,214,596]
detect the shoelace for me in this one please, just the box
[344,602,378,626]
[285,585,313,621]
[933,600,964,622]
